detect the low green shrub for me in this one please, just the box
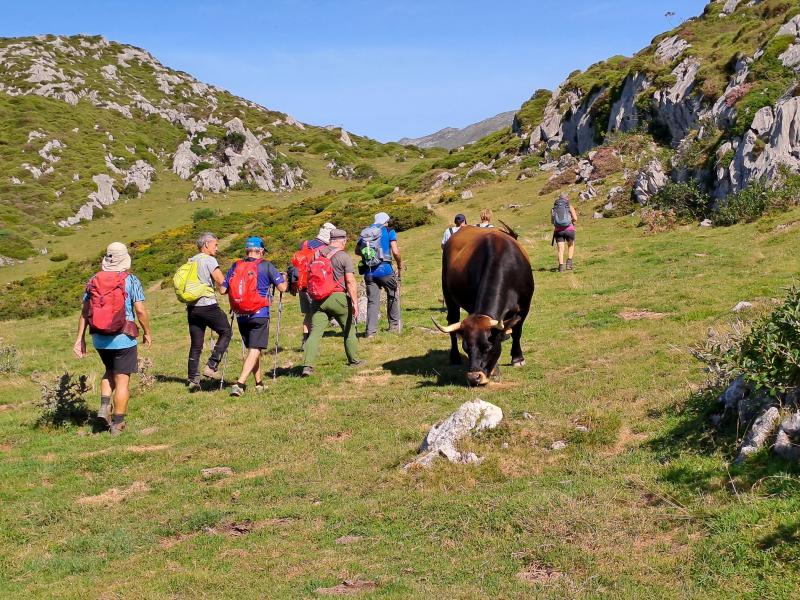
[0,339,19,374]
[651,181,711,222]
[192,208,218,222]
[35,372,91,428]
[48,253,68,262]
[353,164,379,181]
[713,182,771,225]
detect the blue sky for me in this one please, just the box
[2,0,709,141]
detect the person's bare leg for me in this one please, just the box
[556,241,565,265]
[251,353,263,385]
[567,240,575,260]
[112,374,130,415]
[237,349,261,384]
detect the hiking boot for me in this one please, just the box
[97,403,112,427]
[301,366,314,377]
[187,379,201,393]
[566,259,574,271]
[202,365,222,380]
[558,263,566,273]
[348,359,364,367]
[229,383,246,397]
[109,421,126,437]
[254,383,266,393]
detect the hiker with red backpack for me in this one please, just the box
[222,236,287,397]
[551,193,579,272]
[288,222,335,350]
[72,242,152,436]
[301,228,361,377]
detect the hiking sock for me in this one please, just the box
[100,395,111,407]
[111,414,125,425]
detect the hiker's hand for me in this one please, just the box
[352,303,360,321]
[143,332,153,350]
[73,338,86,359]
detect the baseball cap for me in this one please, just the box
[454,213,466,225]
[330,228,347,240]
[244,236,265,250]
[374,212,390,225]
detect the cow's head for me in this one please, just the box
[433,314,517,386]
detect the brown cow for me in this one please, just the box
[434,224,534,386]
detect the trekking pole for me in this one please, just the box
[272,291,283,381]
[220,312,235,391]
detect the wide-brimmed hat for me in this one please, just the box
[101,242,131,272]
[317,222,336,244]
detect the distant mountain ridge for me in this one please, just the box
[399,111,516,149]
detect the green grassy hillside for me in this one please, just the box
[1,167,799,598]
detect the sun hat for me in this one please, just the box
[374,212,390,225]
[317,223,336,244]
[101,242,131,272]
[244,236,265,250]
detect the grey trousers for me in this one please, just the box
[365,273,401,335]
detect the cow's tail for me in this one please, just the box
[498,220,519,239]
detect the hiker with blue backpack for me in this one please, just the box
[356,212,404,338]
[301,228,361,377]
[221,236,287,397]
[173,232,232,392]
[551,193,578,272]
[73,242,153,436]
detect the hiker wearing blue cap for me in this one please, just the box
[221,236,287,396]
[441,213,467,248]
[356,211,404,337]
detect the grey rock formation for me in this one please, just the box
[633,160,668,204]
[59,174,119,227]
[430,171,456,189]
[327,159,355,180]
[718,376,750,411]
[403,399,503,470]
[466,161,495,177]
[123,160,156,195]
[339,128,355,147]
[721,0,741,16]
[777,14,800,38]
[655,36,691,64]
[735,406,780,463]
[172,141,201,179]
[774,412,800,461]
[399,111,516,150]
[608,72,651,133]
[653,58,704,144]
[461,190,474,200]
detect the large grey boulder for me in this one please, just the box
[123,160,156,195]
[774,412,800,462]
[655,36,690,64]
[58,174,119,227]
[403,399,503,470]
[735,406,781,463]
[633,160,668,204]
[608,72,650,133]
[172,141,200,179]
[653,58,705,144]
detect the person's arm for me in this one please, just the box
[73,309,88,358]
[270,264,288,294]
[220,263,234,295]
[134,301,152,349]
[275,280,288,293]
[390,240,403,274]
[345,272,359,320]
[570,206,578,224]
[441,228,450,248]
[211,267,225,292]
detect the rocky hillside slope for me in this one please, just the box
[398,111,516,150]
[0,35,403,262]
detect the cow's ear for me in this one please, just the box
[503,316,521,333]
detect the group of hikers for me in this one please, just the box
[72,195,578,436]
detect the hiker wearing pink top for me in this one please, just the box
[551,193,579,272]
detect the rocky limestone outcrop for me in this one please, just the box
[327,159,355,180]
[123,160,156,195]
[403,399,503,470]
[608,72,651,133]
[633,160,668,204]
[58,174,119,227]
[655,36,691,64]
[653,58,705,145]
[774,412,800,461]
[777,14,800,70]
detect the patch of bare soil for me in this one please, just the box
[316,580,378,596]
[127,444,172,453]
[0,442,13,452]
[348,369,391,386]
[325,431,352,443]
[335,535,365,545]
[159,532,195,550]
[77,481,149,506]
[516,561,564,585]
[80,448,112,458]
[618,309,668,321]
[604,425,648,457]
[139,426,158,436]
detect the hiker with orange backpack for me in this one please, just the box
[222,236,287,397]
[72,242,152,436]
[301,229,361,377]
[288,222,335,350]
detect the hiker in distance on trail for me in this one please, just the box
[356,212,404,338]
[222,236,287,397]
[73,242,153,436]
[551,193,578,272]
[441,213,467,248]
[290,222,336,351]
[301,228,361,377]
[477,208,495,228]
[174,232,232,392]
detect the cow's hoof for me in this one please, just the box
[512,359,526,368]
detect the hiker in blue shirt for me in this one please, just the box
[356,212,404,338]
[221,236,287,397]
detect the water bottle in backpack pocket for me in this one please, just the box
[358,225,386,269]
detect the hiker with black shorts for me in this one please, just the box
[441,213,467,248]
[222,236,287,397]
[180,232,232,392]
[356,212,404,338]
[291,222,335,350]
[73,242,153,436]
[301,228,361,376]
[478,208,495,228]
[552,193,578,272]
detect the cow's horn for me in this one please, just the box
[488,319,506,330]
[432,317,461,333]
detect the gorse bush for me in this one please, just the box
[651,180,710,222]
[36,372,91,428]
[713,182,771,225]
[192,208,217,222]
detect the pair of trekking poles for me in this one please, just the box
[212,289,283,390]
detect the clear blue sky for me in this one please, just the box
[2,0,709,141]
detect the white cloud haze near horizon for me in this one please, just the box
[2,0,709,141]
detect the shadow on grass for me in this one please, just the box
[382,350,466,387]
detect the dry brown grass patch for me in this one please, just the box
[77,481,149,506]
[516,560,564,585]
[618,309,668,321]
[127,444,172,453]
[316,579,378,595]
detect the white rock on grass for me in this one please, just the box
[735,406,781,464]
[732,301,753,313]
[403,399,503,470]
[774,412,800,462]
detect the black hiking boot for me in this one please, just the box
[558,263,566,272]
[566,259,574,271]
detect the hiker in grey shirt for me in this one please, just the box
[186,232,232,391]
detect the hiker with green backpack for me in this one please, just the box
[173,232,232,392]
[301,228,361,377]
[551,193,578,272]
